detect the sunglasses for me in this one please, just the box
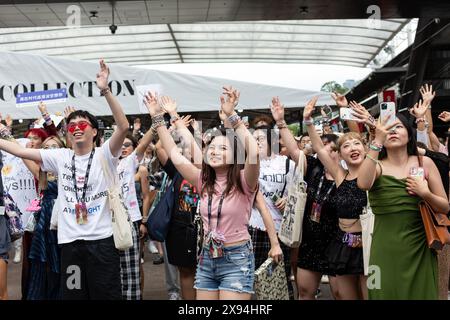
[67,121,92,133]
[122,142,133,148]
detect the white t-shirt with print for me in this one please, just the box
[40,140,118,244]
[249,155,295,232]
[117,151,142,222]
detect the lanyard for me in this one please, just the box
[72,149,95,204]
[314,173,335,204]
[207,193,225,233]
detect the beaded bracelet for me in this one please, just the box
[0,127,14,141]
[276,119,288,129]
[43,113,52,125]
[415,117,426,123]
[369,142,383,152]
[100,87,111,96]
[170,113,181,124]
[228,114,241,128]
[151,113,166,130]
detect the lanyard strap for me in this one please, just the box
[72,149,95,204]
[207,193,225,233]
[314,173,335,203]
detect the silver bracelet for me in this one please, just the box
[228,114,241,127]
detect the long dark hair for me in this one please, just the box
[201,127,244,197]
[378,113,418,160]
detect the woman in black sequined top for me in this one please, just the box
[303,97,368,300]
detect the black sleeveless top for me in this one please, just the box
[334,177,367,219]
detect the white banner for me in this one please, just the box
[1,139,38,224]
[0,51,334,119]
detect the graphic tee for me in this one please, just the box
[40,140,118,244]
[249,155,295,232]
[117,151,142,222]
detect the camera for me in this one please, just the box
[380,103,387,110]
[109,24,117,34]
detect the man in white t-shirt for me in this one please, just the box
[0,60,129,300]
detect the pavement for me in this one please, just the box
[6,248,333,300]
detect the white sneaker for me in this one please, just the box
[168,292,181,300]
[148,241,159,254]
[13,247,22,264]
[321,275,329,283]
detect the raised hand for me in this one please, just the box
[181,115,193,127]
[38,101,48,115]
[96,59,110,90]
[331,92,348,108]
[349,101,375,127]
[64,106,76,119]
[438,111,450,123]
[144,91,161,116]
[160,95,177,115]
[5,114,13,127]
[410,99,429,118]
[133,118,141,132]
[373,112,397,144]
[220,86,240,116]
[419,84,435,105]
[270,97,284,122]
[303,96,319,119]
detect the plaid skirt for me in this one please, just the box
[119,221,141,300]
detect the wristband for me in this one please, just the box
[170,113,181,124]
[276,120,288,129]
[303,118,313,126]
[228,114,241,128]
[100,87,111,96]
[415,117,425,123]
[369,141,383,152]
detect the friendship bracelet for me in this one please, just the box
[170,113,181,124]
[369,141,383,152]
[228,114,241,128]
[415,117,426,123]
[365,154,379,164]
[43,113,52,125]
[276,120,288,129]
[100,87,111,96]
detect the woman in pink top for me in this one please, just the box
[145,86,278,300]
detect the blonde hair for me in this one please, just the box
[39,136,66,190]
[336,132,365,152]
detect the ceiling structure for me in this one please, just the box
[0,16,410,67]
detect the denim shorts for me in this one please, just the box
[194,241,255,294]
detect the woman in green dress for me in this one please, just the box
[356,111,449,300]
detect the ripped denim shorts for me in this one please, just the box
[194,241,255,294]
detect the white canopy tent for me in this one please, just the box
[0,50,334,119]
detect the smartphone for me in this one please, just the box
[409,167,425,180]
[380,102,396,126]
[339,107,358,121]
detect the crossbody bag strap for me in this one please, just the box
[280,157,290,196]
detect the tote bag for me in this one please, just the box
[100,153,133,251]
[278,151,307,248]
[254,257,289,300]
[360,191,375,276]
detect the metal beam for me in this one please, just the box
[167,24,184,63]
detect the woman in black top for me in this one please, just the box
[297,135,340,300]
[302,97,368,300]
